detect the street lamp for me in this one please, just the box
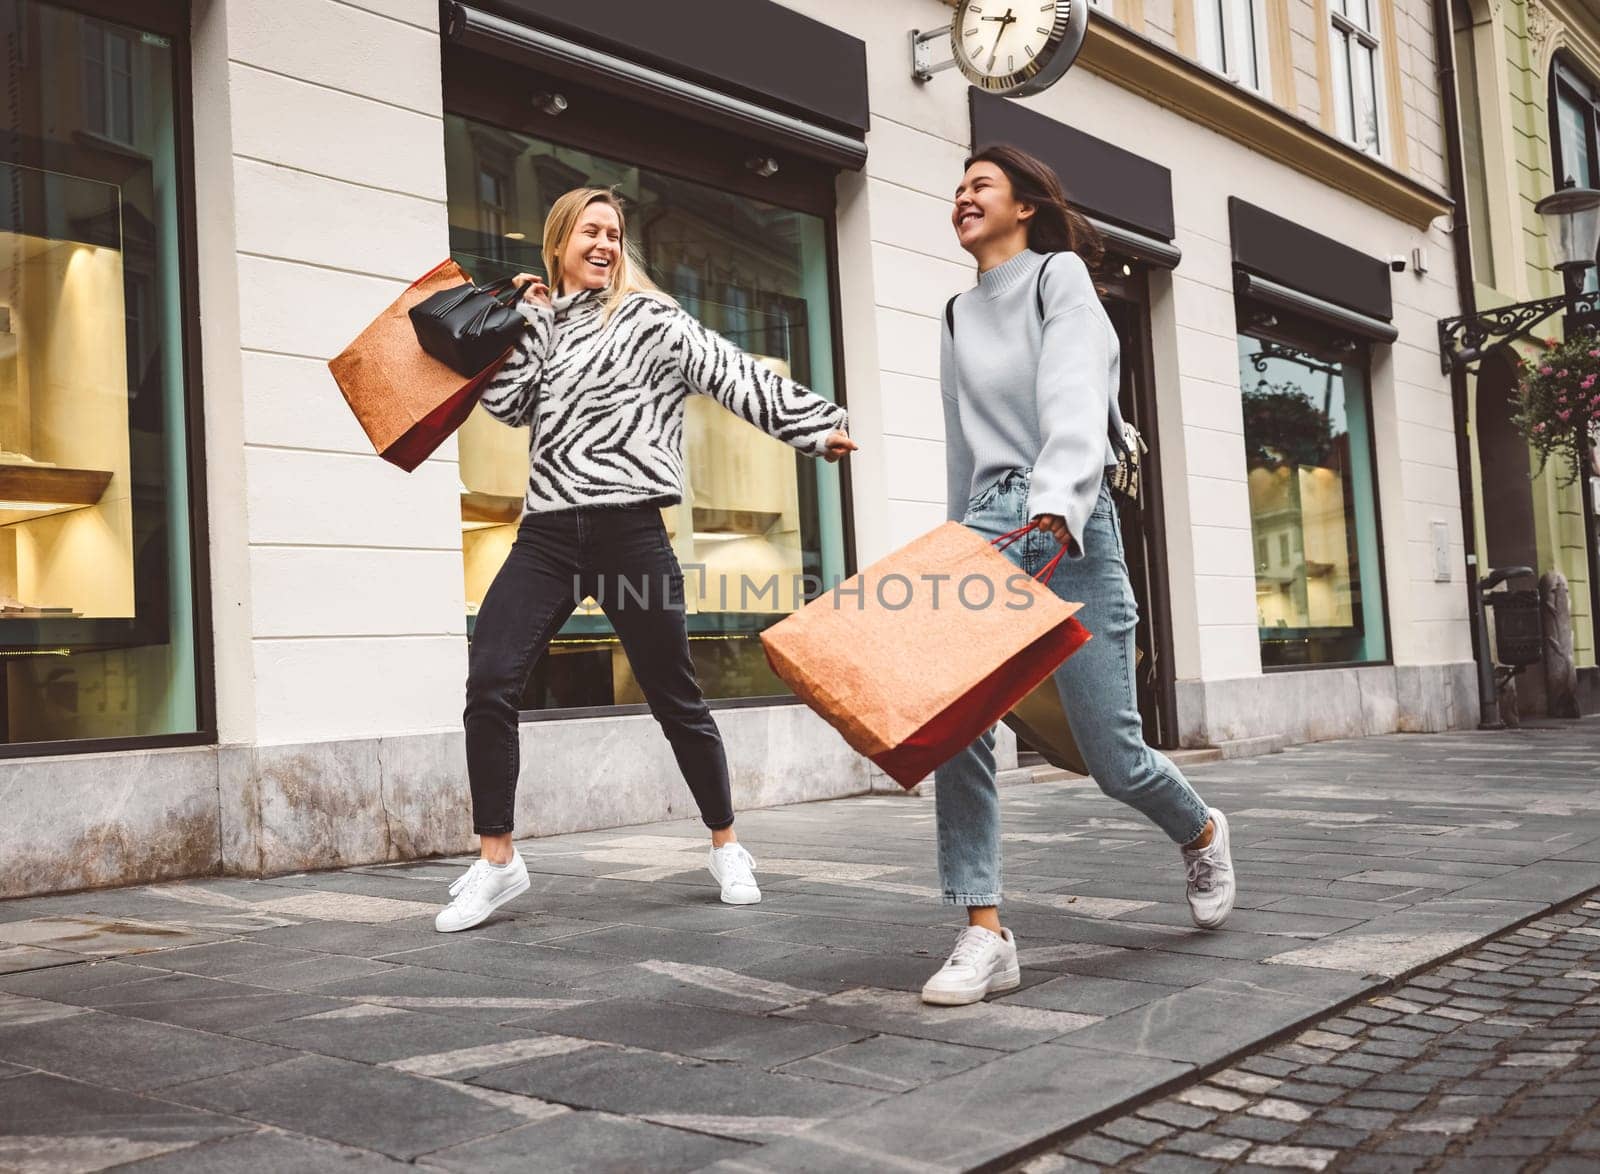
[1536,185,1600,298]
[1439,184,1600,372]
[1437,183,1600,733]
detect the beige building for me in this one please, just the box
[1,0,1475,897]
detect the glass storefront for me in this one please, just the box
[444,116,846,711]
[0,0,202,747]
[1238,330,1387,667]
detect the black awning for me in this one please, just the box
[1229,198,1393,322]
[448,1,868,170]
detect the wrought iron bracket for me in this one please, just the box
[1438,288,1600,374]
[1249,340,1344,378]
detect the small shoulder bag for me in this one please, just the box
[944,258,1146,508]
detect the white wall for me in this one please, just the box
[192,0,467,745]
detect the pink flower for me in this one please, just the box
[1559,409,1573,422]
[1541,366,1554,375]
[1584,376,1597,389]
[1559,369,1570,378]
[1535,422,1547,433]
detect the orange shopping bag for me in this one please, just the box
[762,522,1091,787]
[327,259,512,472]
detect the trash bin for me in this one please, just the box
[1486,589,1542,668]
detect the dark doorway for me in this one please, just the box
[1475,351,1539,573]
[1102,266,1179,748]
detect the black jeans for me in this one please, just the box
[464,504,733,835]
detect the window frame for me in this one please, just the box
[0,0,217,759]
[1236,305,1394,672]
[1195,0,1271,95]
[1551,57,1600,191]
[1329,0,1386,158]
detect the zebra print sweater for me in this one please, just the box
[478,287,848,515]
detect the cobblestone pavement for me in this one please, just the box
[1015,896,1600,1174]
[0,720,1598,1172]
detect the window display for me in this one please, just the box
[445,119,846,710]
[0,2,202,746]
[1238,332,1387,667]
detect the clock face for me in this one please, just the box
[951,0,1088,97]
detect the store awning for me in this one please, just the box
[443,3,869,171]
[1229,198,1395,330]
[1235,271,1399,343]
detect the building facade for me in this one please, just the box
[1449,0,1600,713]
[1,0,1475,898]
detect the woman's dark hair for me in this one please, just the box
[964,144,1104,273]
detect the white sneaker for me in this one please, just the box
[1183,808,1236,929]
[920,925,1020,1006]
[434,852,530,933]
[708,843,761,905]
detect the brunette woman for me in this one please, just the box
[922,147,1236,1004]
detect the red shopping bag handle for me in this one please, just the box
[991,524,1067,586]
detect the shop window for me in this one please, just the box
[444,115,846,712]
[1238,330,1388,667]
[1330,0,1383,157]
[1196,0,1268,94]
[1,1,203,747]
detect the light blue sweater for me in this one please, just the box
[940,248,1121,558]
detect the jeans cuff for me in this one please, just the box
[943,891,1002,906]
[474,824,514,836]
[1174,804,1212,847]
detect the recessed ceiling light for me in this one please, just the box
[504,231,526,241]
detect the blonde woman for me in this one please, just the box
[436,188,856,933]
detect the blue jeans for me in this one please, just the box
[934,468,1211,906]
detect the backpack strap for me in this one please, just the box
[1034,252,1056,321]
[944,294,958,337]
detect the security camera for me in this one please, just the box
[1389,255,1408,274]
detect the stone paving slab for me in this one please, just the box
[0,720,1598,1172]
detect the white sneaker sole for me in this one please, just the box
[434,873,530,933]
[920,964,1020,1006]
[719,887,762,905]
[1187,810,1235,930]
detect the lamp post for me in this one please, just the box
[1437,184,1600,730]
[1439,186,1600,371]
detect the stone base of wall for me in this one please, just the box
[0,704,874,900]
[1176,662,1481,749]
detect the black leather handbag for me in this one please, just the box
[408,274,527,376]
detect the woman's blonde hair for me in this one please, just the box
[542,187,672,323]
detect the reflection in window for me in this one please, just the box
[444,116,846,710]
[1239,333,1387,666]
[82,20,135,145]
